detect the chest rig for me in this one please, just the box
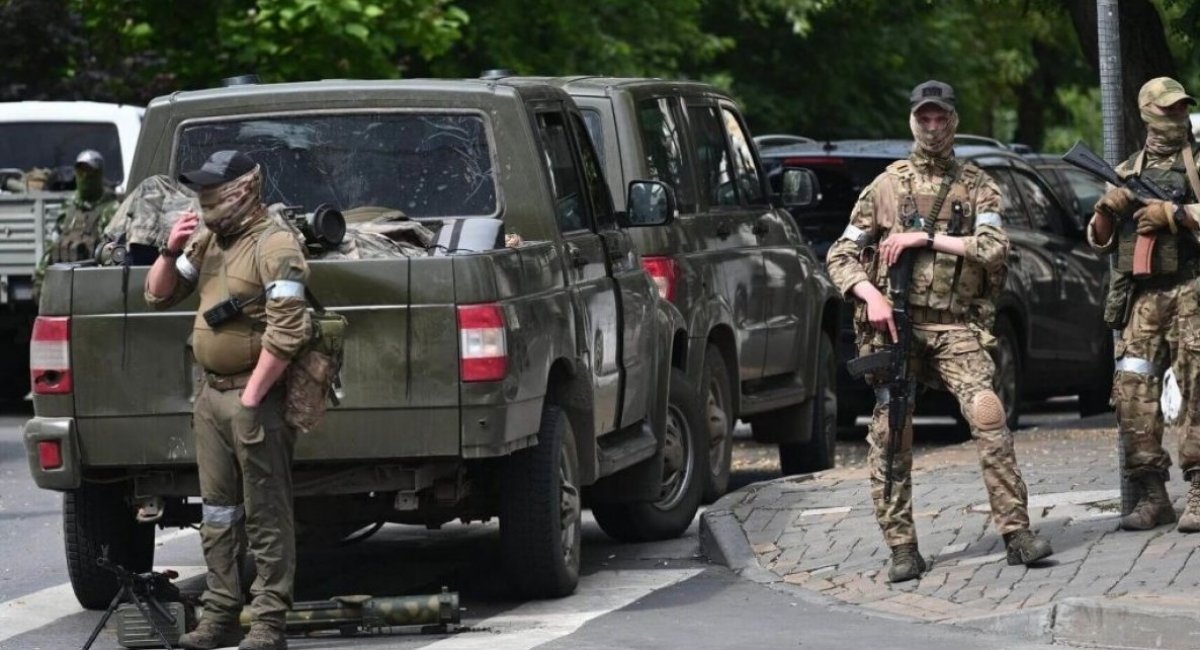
[884,160,988,316]
[51,192,115,263]
[1115,145,1200,278]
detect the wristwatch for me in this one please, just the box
[926,232,935,249]
[1175,203,1190,230]
[158,245,182,259]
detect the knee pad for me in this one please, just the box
[967,391,1005,430]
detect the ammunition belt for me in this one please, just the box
[908,305,965,326]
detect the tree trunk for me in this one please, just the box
[1065,0,1178,158]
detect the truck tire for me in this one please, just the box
[700,345,733,502]
[500,403,581,598]
[64,482,155,610]
[777,332,838,475]
[992,318,1022,430]
[593,369,705,542]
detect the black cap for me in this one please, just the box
[179,150,256,189]
[910,80,955,111]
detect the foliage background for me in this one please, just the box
[1,0,1197,154]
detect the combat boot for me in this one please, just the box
[178,616,244,650]
[1178,474,1200,533]
[1120,473,1177,531]
[238,622,287,650]
[887,543,927,583]
[1004,529,1053,565]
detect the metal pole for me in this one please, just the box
[1097,0,1136,516]
[1098,0,1124,164]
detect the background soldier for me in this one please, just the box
[33,149,118,290]
[826,80,1053,583]
[146,150,311,650]
[1088,77,1200,533]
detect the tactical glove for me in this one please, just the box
[1135,200,1177,235]
[1095,187,1138,220]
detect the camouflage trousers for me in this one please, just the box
[1114,280,1200,480]
[194,381,297,628]
[866,327,1030,547]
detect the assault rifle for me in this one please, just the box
[1062,140,1176,204]
[845,249,917,502]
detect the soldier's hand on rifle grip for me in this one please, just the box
[1095,187,1138,221]
[868,293,898,343]
[1134,200,1178,235]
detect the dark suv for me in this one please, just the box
[761,140,1112,429]
[514,77,844,489]
[1024,152,1106,227]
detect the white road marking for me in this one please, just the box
[155,527,199,546]
[0,566,206,646]
[423,568,703,650]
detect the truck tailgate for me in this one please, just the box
[66,257,462,463]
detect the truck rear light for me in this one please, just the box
[642,256,679,302]
[30,316,72,394]
[458,304,508,382]
[38,441,63,470]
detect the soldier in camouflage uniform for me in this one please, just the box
[1088,77,1200,534]
[827,81,1053,583]
[146,151,310,650]
[33,150,119,291]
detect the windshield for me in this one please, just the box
[176,113,498,218]
[0,122,124,185]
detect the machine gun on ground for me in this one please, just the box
[80,550,191,650]
[845,249,917,502]
[239,589,461,637]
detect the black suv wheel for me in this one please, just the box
[777,332,838,475]
[992,318,1022,430]
[700,345,732,501]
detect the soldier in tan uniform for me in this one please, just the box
[1089,77,1200,534]
[146,151,310,650]
[827,81,1053,583]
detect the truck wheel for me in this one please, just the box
[700,345,733,502]
[992,318,1022,430]
[500,403,581,598]
[64,482,155,610]
[778,332,838,475]
[592,369,705,542]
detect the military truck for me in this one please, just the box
[512,77,843,489]
[0,101,143,399]
[23,79,708,608]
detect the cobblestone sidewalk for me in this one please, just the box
[706,424,1200,648]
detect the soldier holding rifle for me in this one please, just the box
[827,80,1052,583]
[1086,77,1200,534]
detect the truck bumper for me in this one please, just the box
[23,416,81,490]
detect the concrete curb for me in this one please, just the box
[702,475,1200,650]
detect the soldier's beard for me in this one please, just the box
[909,111,959,166]
[1143,109,1191,157]
[199,166,265,238]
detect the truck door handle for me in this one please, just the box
[752,221,770,236]
[716,223,732,239]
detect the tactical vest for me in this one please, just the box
[1115,145,1200,277]
[51,192,116,263]
[884,160,991,316]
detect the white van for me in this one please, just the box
[0,101,143,193]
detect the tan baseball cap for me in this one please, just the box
[1138,77,1196,108]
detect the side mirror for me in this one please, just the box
[781,167,820,208]
[621,180,676,227]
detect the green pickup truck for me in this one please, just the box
[23,78,708,607]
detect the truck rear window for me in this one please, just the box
[0,122,124,185]
[176,113,497,218]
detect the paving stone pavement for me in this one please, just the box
[718,423,1200,633]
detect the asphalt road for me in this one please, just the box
[0,400,1086,650]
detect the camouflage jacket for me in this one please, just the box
[826,157,1008,326]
